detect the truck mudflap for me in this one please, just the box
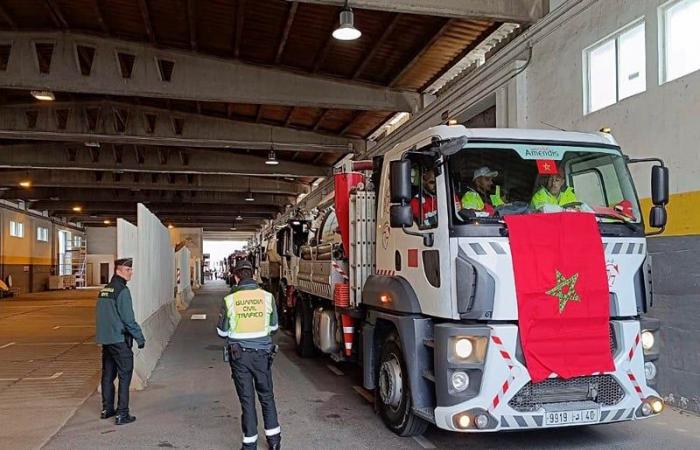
[432,321,663,432]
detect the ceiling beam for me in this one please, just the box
[187,0,198,51]
[137,0,156,44]
[0,143,328,177]
[0,4,17,29]
[44,0,69,29]
[0,31,420,112]
[275,2,298,64]
[233,0,246,58]
[38,202,280,215]
[352,13,402,79]
[340,110,364,136]
[4,188,296,206]
[93,0,109,34]
[313,109,330,131]
[389,18,454,87]
[289,0,546,23]
[0,170,308,195]
[0,100,362,153]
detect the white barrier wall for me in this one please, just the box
[115,206,179,389]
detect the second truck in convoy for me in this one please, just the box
[257,125,668,436]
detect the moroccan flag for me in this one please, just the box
[536,159,558,174]
[504,212,614,382]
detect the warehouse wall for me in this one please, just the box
[116,206,179,389]
[493,0,700,412]
[0,203,84,294]
[87,227,117,255]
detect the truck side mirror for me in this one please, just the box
[649,206,667,229]
[651,165,669,206]
[390,160,412,203]
[390,205,413,228]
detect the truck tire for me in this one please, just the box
[376,333,429,437]
[294,298,315,357]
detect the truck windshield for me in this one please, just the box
[446,144,642,226]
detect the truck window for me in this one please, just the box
[408,156,439,230]
[320,211,339,244]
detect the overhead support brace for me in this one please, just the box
[0,101,362,153]
[0,31,420,112]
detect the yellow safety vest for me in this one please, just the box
[530,186,577,210]
[461,187,504,210]
[223,288,276,340]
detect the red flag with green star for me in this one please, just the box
[504,212,614,382]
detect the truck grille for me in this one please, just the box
[508,375,625,412]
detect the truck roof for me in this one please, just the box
[390,125,620,153]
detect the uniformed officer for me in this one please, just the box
[95,257,145,426]
[217,260,281,450]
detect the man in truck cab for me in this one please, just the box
[530,167,578,210]
[410,168,438,226]
[461,166,505,215]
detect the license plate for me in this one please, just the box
[544,408,598,426]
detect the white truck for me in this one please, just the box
[284,125,667,436]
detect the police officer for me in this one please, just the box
[217,260,281,450]
[95,257,145,426]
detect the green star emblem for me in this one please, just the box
[546,270,580,314]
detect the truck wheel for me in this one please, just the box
[294,298,315,357]
[377,333,429,437]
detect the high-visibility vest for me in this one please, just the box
[222,288,276,339]
[461,187,504,211]
[530,186,577,210]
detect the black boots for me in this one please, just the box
[269,443,281,450]
[115,414,136,425]
[100,409,116,419]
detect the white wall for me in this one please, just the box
[86,254,114,286]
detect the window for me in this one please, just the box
[37,226,49,242]
[585,21,646,113]
[408,155,439,230]
[9,221,24,238]
[661,0,700,83]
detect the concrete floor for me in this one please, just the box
[0,288,101,450]
[7,281,700,450]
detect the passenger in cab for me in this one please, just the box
[461,166,504,215]
[530,168,577,210]
[410,169,438,227]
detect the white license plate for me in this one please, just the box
[544,408,599,426]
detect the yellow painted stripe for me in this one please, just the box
[2,256,53,265]
[640,190,700,237]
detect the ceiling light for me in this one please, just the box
[168,224,174,229]
[30,90,55,101]
[103,219,111,225]
[245,192,255,202]
[19,180,31,188]
[236,215,243,220]
[265,150,279,166]
[72,206,82,212]
[333,2,361,41]
[84,141,101,148]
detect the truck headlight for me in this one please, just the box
[451,370,470,392]
[455,338,473,359]
[641,330,655,352]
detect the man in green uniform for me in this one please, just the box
[95,257,145,426]
[217,260,281,450]
[530,168,578,210]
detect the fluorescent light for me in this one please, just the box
[265,150,279,165]
[245,192,255,202]
[19,180,31,188]
[103,219,111,225]
[333,8,361,41]
[312,177,325,187]
[72,206,82,212]
[30,90,55,101]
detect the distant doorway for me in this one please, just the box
[100,263,110,284]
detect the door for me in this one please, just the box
[100,263,109,284]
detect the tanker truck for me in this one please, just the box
[280,125,667,436]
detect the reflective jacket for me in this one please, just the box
[217,278,278,349]
[461,186,504,212]
[95,275,145,346]
[530,186,577,210]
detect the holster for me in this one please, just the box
[228,342,243,361]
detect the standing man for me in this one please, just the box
[217,260,281,450]
[95,258,145,426]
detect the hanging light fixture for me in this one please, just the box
[333,1,361,41]
[265,149,279,165]
[236,214,243,221]
[245,177,255,202]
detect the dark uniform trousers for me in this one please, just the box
[229,346,281,447]
[101,341,134,415]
